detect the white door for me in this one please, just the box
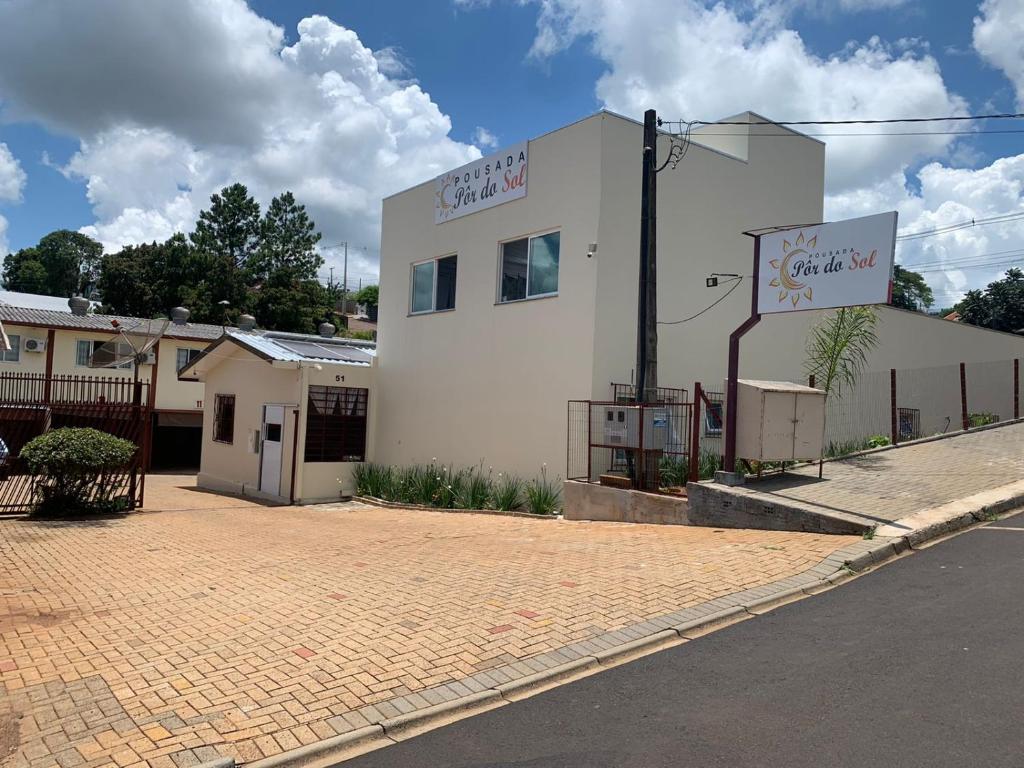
[259,405,285,497]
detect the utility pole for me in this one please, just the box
[342,242,349,301]
[328,266,334,289]
[635,109,658,404]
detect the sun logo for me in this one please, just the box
[435,173,457,220]
[768,230,817,307]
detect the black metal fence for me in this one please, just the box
[0,373,151,513]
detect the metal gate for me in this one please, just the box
[0,373,151,513]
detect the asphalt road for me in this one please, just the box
[341,512,1024,768]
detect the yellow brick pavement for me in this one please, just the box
[0,475,856,767]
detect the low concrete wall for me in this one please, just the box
[563,481,691,525]
[687,481,871,535]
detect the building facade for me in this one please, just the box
[180,330,376,503]
[376,110,1024,481]
[0,299,222,469]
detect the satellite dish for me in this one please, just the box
[89,318,170,377]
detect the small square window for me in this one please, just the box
[176,347,201,372]
[704,403,724,436]
[410,255,457,314]
[1,335,20,363]
[499,231,559,303]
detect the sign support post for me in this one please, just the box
[719,211,898,485]
[722,235,761,480]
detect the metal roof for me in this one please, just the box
[228,331,374,365]
[0,305,225,341]
[0,290,100,313]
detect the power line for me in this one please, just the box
[897,212,1024,241]
[659,277,743,325]
[685,128,1024,138]
[660,112,1024,128]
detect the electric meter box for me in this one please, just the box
[600,405,670,450]
[734,379,826,462]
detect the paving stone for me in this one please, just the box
[0,473,855,768]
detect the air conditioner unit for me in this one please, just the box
[23,338,47,353]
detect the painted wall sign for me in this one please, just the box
[756,211,898,315]
[434,141,528,224]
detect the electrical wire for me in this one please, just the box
[897,212,1024,241]
[658,277,743,325]
[681,128,1024,138]
[659,113,1024,127]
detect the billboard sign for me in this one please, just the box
[756,211,898,314]
[434,141,528,224]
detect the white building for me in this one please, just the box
[180,328,376,503]
[375,110,1024,481]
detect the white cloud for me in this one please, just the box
[0,216,9,256]
[521,0,967,194]
[473,126,500,149]
[0,1,479,284]
[0,143,26,203]
[826,154,1024,307]
[973,0,1024,108]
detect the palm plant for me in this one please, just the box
[804,306,879,475]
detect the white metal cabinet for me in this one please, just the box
[734,379,826,462]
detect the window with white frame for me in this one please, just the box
[76,339,132,369]
[410,254,457,314]
[176,347,201,372]
[499,231,560,303]
[1,335,20,363]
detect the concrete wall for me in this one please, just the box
[376,113,605,480]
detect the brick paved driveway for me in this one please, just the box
[749,422,1024,524]
[1,475,855,768]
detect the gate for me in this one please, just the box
[0,373,151,513]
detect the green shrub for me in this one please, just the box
[525,466,561,515]
[353,463,393,498]
[697,449,723,480]
[658,455,687,488]
[866,434,891,448]
[20,428,137,517]
[492,474,524,511]
[455,466,493,510]
[969,412,998,428]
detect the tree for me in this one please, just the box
[890,265,933,312]
[955,269,1024,334]
[253,279,335,334]
[97,235,208,318]
[249,192,322,283]
[2,230,103,297]
[189,184,261,316]
[355,284,378,309]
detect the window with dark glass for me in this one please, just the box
[704,402,723,436]
[213,394,235,444]
[410,255,457,313]
[176,347,201,372]
[304,385,368,462]
[499,231,559,302]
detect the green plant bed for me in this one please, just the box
[352,461,561,515]
[20,427,137,518]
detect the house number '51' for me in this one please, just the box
[335,375,345,382]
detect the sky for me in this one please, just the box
[0,0,1021,308]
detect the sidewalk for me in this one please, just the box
[690,420,1024,534]
[1,476,856,768]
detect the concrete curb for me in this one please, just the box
[218,496,1022,768]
